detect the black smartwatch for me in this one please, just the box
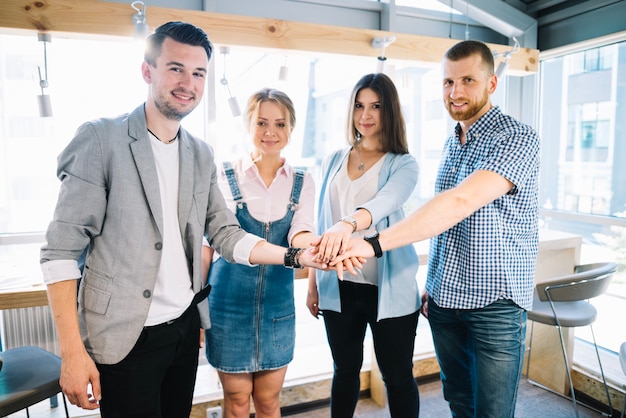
[363,231,383,258]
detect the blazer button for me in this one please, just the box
[143,290,152,298]
[155,242,163,250]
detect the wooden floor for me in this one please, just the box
[6,279,623,417]
[286,377,610,418]
[9,376,613,418]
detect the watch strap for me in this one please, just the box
[340,216,357,233]
[364,232,383,258]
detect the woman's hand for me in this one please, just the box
[313,221,354,264]
[298,248,329,270]
[306,274,321,318]
[328,238,375,269]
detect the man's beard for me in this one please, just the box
[446,90,489,122]
[154,94,195,121]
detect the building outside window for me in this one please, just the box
[538,37,626,358]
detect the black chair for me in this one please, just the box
[526,261,617,418]
[0,346,69,417]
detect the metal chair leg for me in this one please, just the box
[554,321,579,418]
[589,324,613,415]
[61,392,70,418]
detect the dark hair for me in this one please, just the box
[245,88,296,134]
[347,73,408,154]
[144,21,213,66]
[444,40,494,75]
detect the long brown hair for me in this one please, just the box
[346,73,408,154]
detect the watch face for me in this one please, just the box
[341,216,357,232]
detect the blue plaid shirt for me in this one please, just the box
[426,106,540,311]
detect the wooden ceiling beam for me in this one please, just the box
[0,0,538,74]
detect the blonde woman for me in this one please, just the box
[205,88,316,417]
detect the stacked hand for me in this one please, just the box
[297,245,366,279]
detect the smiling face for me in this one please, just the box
[251,101,292,158]
[142,37,208,121]
[353,88,382,141]
[442,53,497,127]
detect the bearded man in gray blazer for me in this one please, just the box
[40,21,329,417]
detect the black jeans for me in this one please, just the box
[96,305,201,418]
[323,280,420,418]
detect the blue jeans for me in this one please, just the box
[323,280,420,418]
[428,296,527,418]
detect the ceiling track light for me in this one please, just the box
[131,1,149,40]
[279,56,288,82]
[220,46,241,117]
[37,32,52,117]
[371,35,397,73]
[493,37,520,79]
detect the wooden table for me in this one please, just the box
[526,229,582,395]
[0,284,49,310]
[0,283,49,369]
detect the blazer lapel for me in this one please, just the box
[177,130,194,257]
[128,105,164,235]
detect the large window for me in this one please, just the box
[538,37,626,354]
[0,32,478,383]
[0,34,447,237]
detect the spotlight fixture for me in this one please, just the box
[131,1,149,40]
[220,46,241,117]
[493,37,520,79]
[36,32,52,117]
[371,35,397,73]
[278,56,288,81]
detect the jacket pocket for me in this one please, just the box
[82,267,112,315]
[83,285,111,315]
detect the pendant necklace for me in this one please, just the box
[356,148,365,171]
[355,132,365,171]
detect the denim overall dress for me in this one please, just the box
[206,162,305,372]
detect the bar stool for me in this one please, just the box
[526,261,616,418]
[0,346,69,417]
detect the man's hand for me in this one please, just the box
[328,238,375,269]
[420,291,429,318]
[59,350,101,410]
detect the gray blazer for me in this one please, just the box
[41,104,247,364]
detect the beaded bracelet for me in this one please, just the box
[284,247,305,269]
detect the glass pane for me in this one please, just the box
[538,41,626,352]
[1,32,490,368]
[0,34,151,234]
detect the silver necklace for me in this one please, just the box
[355,132,365,171]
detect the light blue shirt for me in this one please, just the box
[315,147,421,320]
